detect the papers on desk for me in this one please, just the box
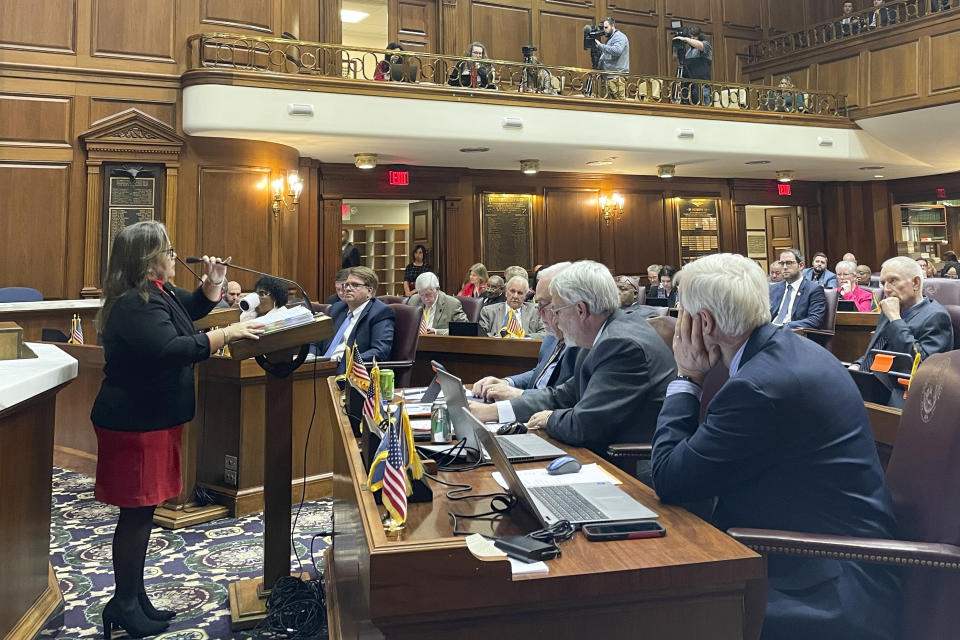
[491,463,622,490]
[258,305,315,334]
[465,534,549,575]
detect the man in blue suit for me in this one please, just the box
[802,251,838,288]
[769,248,826,329]
[652,253,901,640]
[313,266,395,373]
[472,262,579,400]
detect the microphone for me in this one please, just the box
[185,257,313,313]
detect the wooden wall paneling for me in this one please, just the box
[322,0,343,44]
[199,0,275,33]
[803,204,825,262]
[0,94,72,148]
[720,32,759,82]
[929,28,960,94]
[543,188,603,264]
[0,0,77,54]
[296,159,320,300]
[722,0,761,31]
[611,192,669,274]
[471,1,534,62]
[88,98,177,129]
[869,41,919,104]
[816,53,861,108]
[768,0,806,35]
[663,0,711,23]
[0,163,71,297]
[538,11,599,69]
[91,0,175,62]
[444,196,476,293]
[391,0,439,52]
[615,19,663,77]
[282,0,321,41]
[320,199,342,300]
[439,0,465,55]
[605,0,657,18]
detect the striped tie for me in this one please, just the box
[419,307,430,335]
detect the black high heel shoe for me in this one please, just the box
[138,591,176,621]
[101,597,169,639]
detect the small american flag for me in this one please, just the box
[70,315,84,345]
[382,420,408,523]
[346,344,370,390]
[502,308,524,338]
[364,360,384,425]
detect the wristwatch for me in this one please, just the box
[675,375,702,387]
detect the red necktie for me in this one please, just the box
[470,67,478,88]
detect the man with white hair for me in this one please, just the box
[472,263,580,400]
[478,275,545,338]
[470,260,675,466]
[406,272,466,335]
[651,253,901,640]
[849,256,952,404]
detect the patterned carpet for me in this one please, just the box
[46,468,331,639]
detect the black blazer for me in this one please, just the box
[91,283,217,431]
[314,298,395,373]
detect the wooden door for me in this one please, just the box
[766,207,799,264]
[409,200,432,265]
[388,0,438,52]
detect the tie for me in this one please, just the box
[774,284,793,325]
[470,67,478,88]
[533,340,565,388]
[324,311,353,358]
[419,307,431,335]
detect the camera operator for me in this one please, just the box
[673,25,711,105]
[594,17,629,100]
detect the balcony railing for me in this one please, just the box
[186,33,849,119]
[748,0,959,63]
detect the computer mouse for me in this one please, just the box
[546,456,582,475]
[497,422,527,435]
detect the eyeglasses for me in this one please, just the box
[780,259,798,266]
[342,281,369,290]
[552,301,580,317]
[256,289,271,298]
[164,246,175,256]
[535,299,552,313]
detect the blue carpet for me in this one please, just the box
[46,468,330,639]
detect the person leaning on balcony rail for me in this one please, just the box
[835,1,864,38]
[448,42,496,90]
[594,17,629,100]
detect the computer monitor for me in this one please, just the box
[390,62,419,83]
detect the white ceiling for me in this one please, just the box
[182,83,960,182]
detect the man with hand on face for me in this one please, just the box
[849,256,952,406]
[472,263,580,401]
[406,271,466,335]
[478,275,545,338]
[802,251,838,288]
[652,253,901,640]
[769,248,827,329]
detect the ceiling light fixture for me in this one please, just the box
[874,175,884,179]
[776,170,794,183]
[340,9,369,22]
[459,146,490,153]
[354,153,377,170]
[586,160,614,167]
[520,159,539,175]
[745,160,771,165]
[658,164,675,179]
[860,165,885,170]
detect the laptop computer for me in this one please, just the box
[434,367,565,463]
[465,410,658,527]
[449,321,482,336]
[390,61,419,82]
[644,297,671,307]
[837,299,858,312]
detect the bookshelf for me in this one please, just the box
[344,224,408,295]
[896,205,947,258]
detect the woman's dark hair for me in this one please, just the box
[943,250,958,262]
[411,244,428,261]
[939,261,960,278]
[659,265,678,280]
[386,42,403,51]
[254,275,289,307]
[97,220,170,331]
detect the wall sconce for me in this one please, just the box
[272,172,303,216]
[599,193,624,226]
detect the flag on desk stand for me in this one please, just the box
[367,401,425,528]
[344,344,370,391]
[69,315,84,345]
[364,359,385,427]
[499,308,524,339]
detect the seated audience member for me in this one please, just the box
[768,261,783,283]
[312,266,395,373]
[659,266,679,307]
[403,244,432,297]
[836,260,877,312]
[504,265,529,283]
[855,264,875,287]
[479,276,545,338]
[239,275,288,321]
[766,75,804,112]
[519,53,558,95]
[940,261,960,278]
[645,264,662,298]
[407,272,466,335]
[327,269,350,305]
[944,250,958,263]
[615,275,640,307]
[770,248,827,329]
[835,1,862,37]
[457,263,488,297]
[448,42,496,89]
[224,281,242,307]
[802,251,838,288]
[374,42,404,81]
[870,0,896,27]
[214,279,230,308]
[470,261,676,471]
[915,257,933,279]
[843,252,857,263]
[849,256,953,406]
[651,253,902,640]
[482,275,506,306]
[473,262,579,399]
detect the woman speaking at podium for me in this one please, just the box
[90,221,262,638]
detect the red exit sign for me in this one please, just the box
[778,183,792,196]
[388,170,409,186]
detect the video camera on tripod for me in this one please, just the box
[522,45,537,64]
[670,19,689,67]
[583,24,603,70]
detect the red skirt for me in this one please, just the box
[94,425,183,507]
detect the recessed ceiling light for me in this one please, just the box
[459,147,490,153]
[658,164,675,179]
[340,9,369,22]
[859,165,885,170]
[586,160,614,167]
[354,153,377,169]
[874,174,884,179]
[745,160,771,165]
[520,159,539,175]
[776,170,794,182]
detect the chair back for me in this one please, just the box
[923,278,960,306]
[0,287,42,302]
[861,285,884,302]
[311,302,330,315]
[634,280,646,305]
[387,303,423,387]
[821,287,838,331]
[456,296,483,323]
[943,304,960,350]
[885,351,960,639]
[379,295,406,306]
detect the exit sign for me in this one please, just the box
[388,170,409,186]
[778,183,792,196]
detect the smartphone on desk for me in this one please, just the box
[582,521,666,541]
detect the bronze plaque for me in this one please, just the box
[108,177,155,207]
[676,198,720,265]
[480,193,534,272]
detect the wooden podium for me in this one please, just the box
[225,316,333,629]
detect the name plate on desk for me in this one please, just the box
[0,322,26,360]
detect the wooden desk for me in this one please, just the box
[413,334,542,386]
[866,401,900,470]
[832,312,879,362]
[325,377,766,640]
[0,300,101,345]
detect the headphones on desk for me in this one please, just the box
[496,421,528,435]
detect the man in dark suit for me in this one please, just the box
[313,266,394,373]
[769,248,826,329]
[652,253,901,640]
[850,256,953,406]
[472,262,580,400]
[326,269,349,305]
[341,229,361,268]
[802,251,838,288]
[470,260,676,462]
